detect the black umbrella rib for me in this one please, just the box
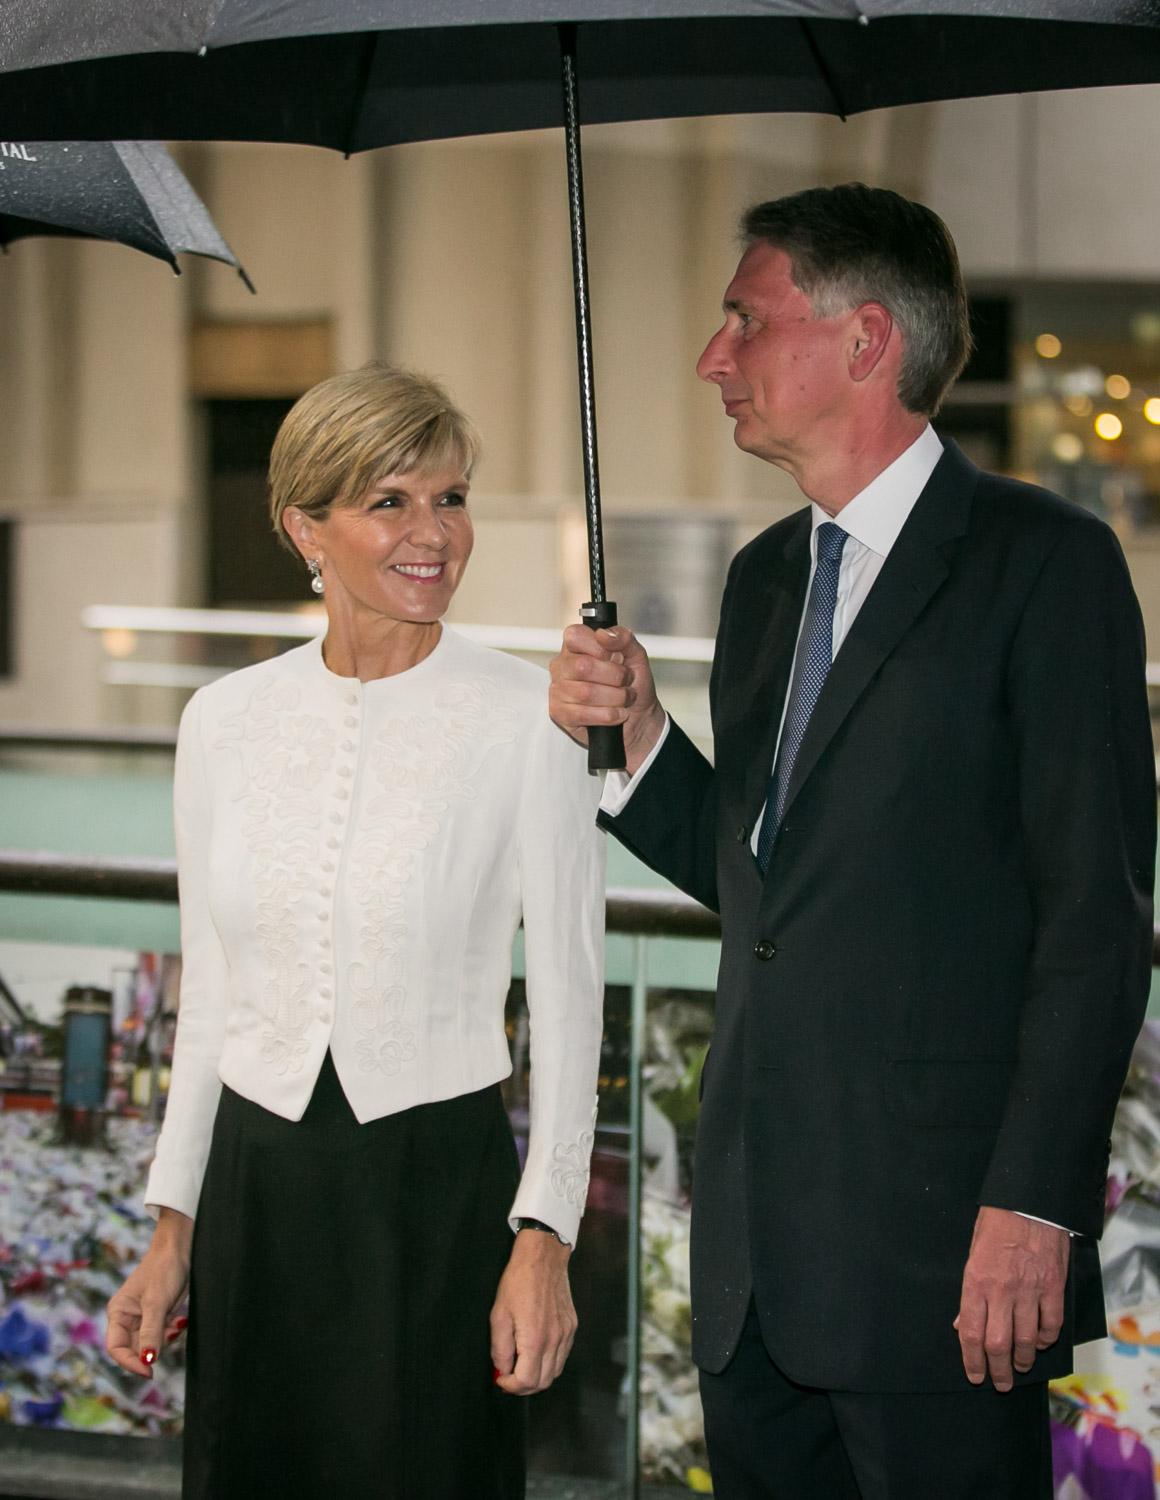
[343,29,383,156]
[798,20,848,121]
[559,22,606,605]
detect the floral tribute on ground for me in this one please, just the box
[0,1112,182,1434]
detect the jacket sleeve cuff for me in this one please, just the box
[143,1158,203,1223]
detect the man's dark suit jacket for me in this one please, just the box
[601,440,1156,1392]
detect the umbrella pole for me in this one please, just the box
[559,24,627,773]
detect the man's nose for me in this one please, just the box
[696,326,730,384]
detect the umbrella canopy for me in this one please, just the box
[0,139,252,285]
[1,2,1160,148]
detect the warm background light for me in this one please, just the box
[1144,397,1160,425]
[1130,310,1160,345]
[1051,433,1084,463]
[1035,333,1062,359]
[1064,395,1094,417]
[1105,374,1132,400]
[100,628,137,660]
[1094,412,1123,441]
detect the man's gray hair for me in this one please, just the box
[741,184,972,417]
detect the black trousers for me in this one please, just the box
[183,1052,525,1500]
[699,1303,1053,1500]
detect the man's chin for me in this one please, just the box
[731,419,762,456]
[731,425,791,472]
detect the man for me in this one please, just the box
[549,185,1155,1497]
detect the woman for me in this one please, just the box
[106,364,605,1499]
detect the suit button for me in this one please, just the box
[735,825,748,844]
[753,939,776,961]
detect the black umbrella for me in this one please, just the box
[3,0,1159,764]
[0,139,253,286]
[5,4,1160,147]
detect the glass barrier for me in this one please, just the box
[0,853,725,1498]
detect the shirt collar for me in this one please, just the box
[810,424,944,560]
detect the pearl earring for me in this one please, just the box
[307,558,324,595]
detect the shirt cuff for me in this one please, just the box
[598,715,671,818]
[1013,1210,1076,1236]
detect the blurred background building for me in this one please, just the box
[6,83,1160,728]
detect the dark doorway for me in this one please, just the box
[205,399,305,607]
[939,294,1014,473]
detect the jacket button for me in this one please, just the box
[753,939,776,961]
[735,825,748,844]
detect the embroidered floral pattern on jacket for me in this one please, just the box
[550,1128,595,1206]
[217,677,337,1075]
[347,678,517,1075]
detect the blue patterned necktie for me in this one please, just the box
[756,521,849,874]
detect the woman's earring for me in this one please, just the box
[307,558,324,595]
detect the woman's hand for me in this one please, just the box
[489,1229,577,1395]
[106,1207,194,1378]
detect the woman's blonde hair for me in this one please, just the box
[268,363,480,554]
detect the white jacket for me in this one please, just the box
[145,628,605,1245]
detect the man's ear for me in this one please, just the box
[848,302,895,384]
[283,506,315,560]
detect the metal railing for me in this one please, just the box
[0,727,178,753]
[65,599,1160,702]
[0,851,722,936]
[77,605,716,699]
[5,849,1159,957]
[80,605,716,662]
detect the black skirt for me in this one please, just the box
[182,1051,526,1500]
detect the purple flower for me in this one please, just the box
[0,1307,51,1361]
[21,1393,63,1426]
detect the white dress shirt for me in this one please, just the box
[146,627,606,1246]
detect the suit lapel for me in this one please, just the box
[777,440,978,825]
[738,513,811,825]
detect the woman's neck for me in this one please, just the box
[320,614,443,682]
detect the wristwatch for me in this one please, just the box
[514,1216,572,1247]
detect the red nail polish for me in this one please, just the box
[174,1315,189,1330]
[492,1367,502,1384]
[141,1348,156,1366]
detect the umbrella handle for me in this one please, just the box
[581,599,627,772]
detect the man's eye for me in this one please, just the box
[372,496,401,508]
[441,492,467,508]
